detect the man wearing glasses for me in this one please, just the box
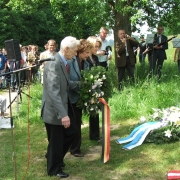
[149,26,168,80]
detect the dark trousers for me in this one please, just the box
[89,115,100,140]
[149,52,165,79]
[117,56,135,90]
[45,110,77,175]
[139,53,146,63]
[178,60,180,72]
[69,103,82,154]
[20,68,27,84]
[99,61,108,71]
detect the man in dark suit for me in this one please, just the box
[41,36,80,178]
[148,26,168,80]
[115,29,139,90]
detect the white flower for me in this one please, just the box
[170,106,179,111]
[90,108,94,111]
[167,112,180,124]
[153,112,159,119]
[97,93,102,97]
[92,85,97,89]
[101,91,104,96]
[102,75,106,79]
[95,92,99,98]
[140,116,146,123]
[84,103,87,106]
[164,129,172,138]
[174,120,180,127]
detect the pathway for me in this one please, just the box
[1,88,21,117]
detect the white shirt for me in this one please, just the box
[97,38,111,62]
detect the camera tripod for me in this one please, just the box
[7,82,32,109]
[6,62,32,110]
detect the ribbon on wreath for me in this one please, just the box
[99,98,110,163]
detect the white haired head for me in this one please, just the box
[60,36,80,51]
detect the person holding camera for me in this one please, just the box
[96,27,112,70]
[115,29,139,91]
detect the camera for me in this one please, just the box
[101,46,112,56]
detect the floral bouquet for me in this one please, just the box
[139,106,180,144]
[77,66,113,117]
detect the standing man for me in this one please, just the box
[138,36,147,63]
[0,49,7,89]
[96,27,112,70]
[40,39,57,85]
[41,36,80,178]
[115,29,139,90]
[149,26,168,80]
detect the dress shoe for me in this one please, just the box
[56,171,69,178]
[71,152,84,157]
[50,171,69,178]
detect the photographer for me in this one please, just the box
[96,27,112,70]
[115,29,139,91]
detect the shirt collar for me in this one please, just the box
[59,52,67,66]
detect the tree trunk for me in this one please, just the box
[113,11,132,66]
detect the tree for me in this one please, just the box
[1,0,64,49]
[5,0,180,49]
[0,1,16,48]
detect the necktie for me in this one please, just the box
[66,64,69,74]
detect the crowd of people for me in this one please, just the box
[115,25,172,90]
[0,25,176,178]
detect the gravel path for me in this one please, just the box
[1,88,21,117]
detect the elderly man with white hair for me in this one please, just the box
[41,36,80,178]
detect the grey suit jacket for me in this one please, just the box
[67,57,81,104]
[41,53,79,125]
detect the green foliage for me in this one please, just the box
[145,127,180,144]
[0,1,63,48]
[50,0,113,38]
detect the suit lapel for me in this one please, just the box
[72,58,81,78]
[57,53,69,82]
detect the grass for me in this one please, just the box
[1,41,180,180]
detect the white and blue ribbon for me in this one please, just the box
[116,121,162,150]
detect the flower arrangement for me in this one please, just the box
[77,66,113,117]
[139,106,180,144]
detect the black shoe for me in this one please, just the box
[50,171,69,178]
[71,152,84,157]
[56,171,69,178]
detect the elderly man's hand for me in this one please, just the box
[61,116,70,128]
